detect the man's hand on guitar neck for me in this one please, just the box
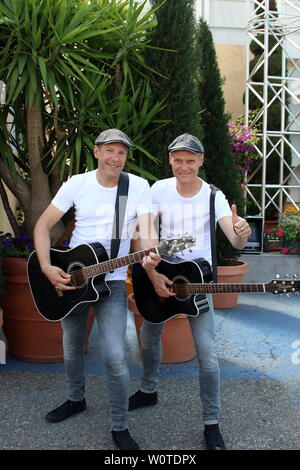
[142,251,161,271]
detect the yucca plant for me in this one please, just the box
[0,0,164,239]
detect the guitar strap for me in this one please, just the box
[110,171,129,261]
[54,172,129,266]
[209,184,219,283]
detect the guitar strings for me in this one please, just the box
[68,248,156,284]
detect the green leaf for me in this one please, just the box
[125,159,158,181]
[13,69,29,101]
[38,56,47,87]
[63,54,95,90]
[26,58,37,107]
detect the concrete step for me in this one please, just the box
[241,253,299,283]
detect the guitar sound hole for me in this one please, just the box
[68,263,86,288]
[173,277,189,300]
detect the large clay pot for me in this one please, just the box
[1,257,95,363]
[212,259,248,309]
[128,293,195,364]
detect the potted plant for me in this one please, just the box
[227,110,262,186]
[276,215,300,255]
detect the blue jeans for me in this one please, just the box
[139,295,220,424]
[61,281,129,431]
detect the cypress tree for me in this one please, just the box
[144,0,203,179]
[196,18,244,262]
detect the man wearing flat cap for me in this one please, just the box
[33,129,160,450]
[129,133,251,450]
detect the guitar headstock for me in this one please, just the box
[158,235,196,256]
[265,277,300,296]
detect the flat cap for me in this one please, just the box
[168,133,204,154]
[95,128,134,149]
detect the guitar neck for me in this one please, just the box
[83,247,158,279]
[186,283,266,294]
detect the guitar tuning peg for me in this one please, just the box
[276,274,280,279]
[293,274,297,279]
[287,293,291,298]
[285,273,289,278]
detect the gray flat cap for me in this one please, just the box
[95,128,134,149]
[168,133,204,154]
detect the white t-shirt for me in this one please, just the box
[51,170,152,280]
[151,178,232,265]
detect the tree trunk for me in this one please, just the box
[0,178,20,236]
[25,97,63,239]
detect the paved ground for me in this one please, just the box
[1,293,300,451]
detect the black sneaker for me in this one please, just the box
[203,424,227,450]
[112,429,140,450]
[45,399,86,423]
[128,390,158,411]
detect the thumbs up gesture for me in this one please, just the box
[231,204,251,239]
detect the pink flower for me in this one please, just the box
[277,228,284,237]
[290,249,297,253]
[281,247,288,254]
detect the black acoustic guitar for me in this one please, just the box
[27,236,195,322]
[132,257,300,324]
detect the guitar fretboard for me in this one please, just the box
[82,247,158,279]
[185,283,266,294]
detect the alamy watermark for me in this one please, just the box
[291,340,300,365]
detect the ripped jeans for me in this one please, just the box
[61,280,129,431]
[139,295,221,424]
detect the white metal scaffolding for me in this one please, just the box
[245,0,300,222]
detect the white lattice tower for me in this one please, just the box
[245,0,300,221]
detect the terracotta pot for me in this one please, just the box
[212,259,248,309]
[0,257,95,363]
[127,293,195,364]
